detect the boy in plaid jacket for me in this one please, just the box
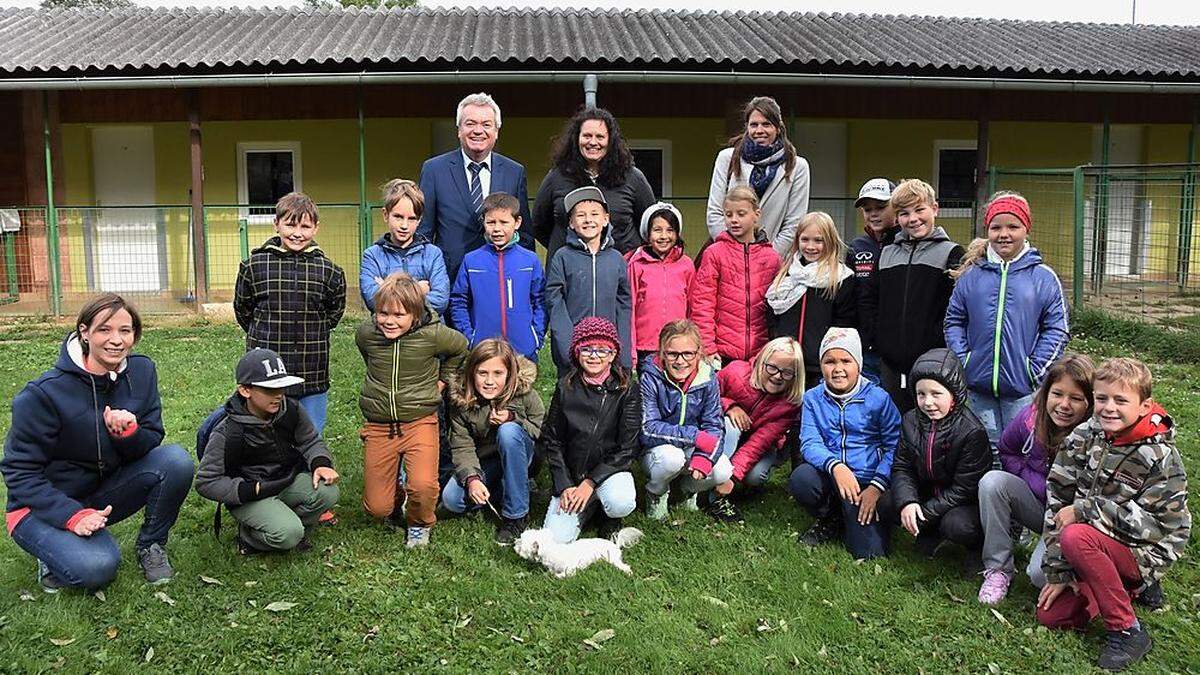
[234,192,346,434]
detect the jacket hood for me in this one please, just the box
[373,232,432,255]
[908,348,968,408]
[894,226,951,245]
[564,223,615,253]
[255,235,322,256]
[979,243,1042,271]
[714,229,769,246]
[628,244,685,265]
[1109,402,1174,446]
[449,355,538,408]
[57,332,128,384]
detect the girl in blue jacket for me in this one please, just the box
[944,192,1069,451]
[360,179,451,313]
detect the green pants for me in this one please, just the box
[228,473,339,552]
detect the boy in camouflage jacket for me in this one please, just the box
[1037,357,1190,672]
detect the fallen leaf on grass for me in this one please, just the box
[990,608,1012,627]
[49,637,76,646]
[144,647,154,663]
[50,657,65,670]
[93,590,106,602]
[264,601,297,612]
[106,627,119,640]
[363,625,380,643]
[756,619,774,633]
[987,663,1001,675]
[701,595,728,608]
[818,645,828,658]
[873,563,883,576]
[199,575,223,586]
[244,581,258,587]
[455,616,472,629]
[582,628,615,650]
[154,591,175,606]
[19,590,35,602]
[945,588,965,604]
[708,636,724,647]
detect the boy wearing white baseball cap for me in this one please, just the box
[846,178,898,381]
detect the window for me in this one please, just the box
[237,142,302,220]
[933,140,977,218]
[629,140,673,200]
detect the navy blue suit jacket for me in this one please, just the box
[416,149,533,280]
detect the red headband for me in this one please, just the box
[985,196,1032,231]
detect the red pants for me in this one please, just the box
[1036,523,1142,632]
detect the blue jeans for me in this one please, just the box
[968,391,1033,452]
[788,462,892,560]
[298,392,329,434]
[720,418,781,487]
[542,471,636,544]
[10,444,194,589]
[441,422,534,519]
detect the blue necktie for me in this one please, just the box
[469,161,487,217]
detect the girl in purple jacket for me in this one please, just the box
[976,354,1094,605]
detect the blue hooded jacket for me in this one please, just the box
[2,334,166,529]
[544,225,632,370]
[449,237,546,360]
[800,376,900,491]
[639,358,724,475]
[359,233,450,312]
[944,244,1069,399]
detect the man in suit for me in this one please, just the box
[417,93,534,286]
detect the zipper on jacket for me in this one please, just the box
[926,419,939,497]
[671,378,689,425]
[838,399,849,465]
[900,242,916,348]
[743,243,751,358]
[591,249,598,314]
[497,249,509,338]
[390,341,400,420]
[991,261,1010,397]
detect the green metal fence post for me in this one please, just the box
[1073,165,1085,314]
[3,232,18,302]
[43,92,62,317]
[238,217,249,261]
[357,85,369,253]
[1092,114,1111,293]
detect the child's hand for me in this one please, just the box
[857,486,882,525]
[1054,505,1078,528]
[467,479,491,506]
[102,406,138,436]
[726,406,751,431]
[691,469,705,481]
[488,407,513,426]
[832,464,861,504]
[417,280,431,294]
[900,503,925,536]
[1037,581,1077,611]
[437,381,446,395]
[312,467,340,488]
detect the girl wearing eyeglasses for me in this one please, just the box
[639,320,729,521]
[539,317,640,544]
[709,337,806,519]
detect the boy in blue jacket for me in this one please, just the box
[361,179,451,313]
[545,186,632,375]
[789,327,901,559]
[450,192,546,361]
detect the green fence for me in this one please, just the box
[991,163,1200,331]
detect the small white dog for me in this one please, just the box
[513,527,643,578]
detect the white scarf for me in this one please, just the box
[765,255,853,314]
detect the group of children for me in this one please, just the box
[195,172,1187,672]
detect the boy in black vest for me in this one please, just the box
[195,349,340,554]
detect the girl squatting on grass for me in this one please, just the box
[945,191,1070,453]
[976,354,1095,605]
[443,339,546,545]
[639,320,730,521]
[539,317,639,543]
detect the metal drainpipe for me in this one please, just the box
[42,91,61,316]
[357,83,368,254]
[583,74,598,108]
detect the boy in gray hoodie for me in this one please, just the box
[195,349,340,554]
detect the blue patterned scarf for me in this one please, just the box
[741,137,786,199]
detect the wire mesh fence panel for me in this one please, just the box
[993,164,1200,332]
[0,207,53,316]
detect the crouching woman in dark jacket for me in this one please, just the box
[2,294,194,591]
[540,317,640,543]
[890,348,992,567]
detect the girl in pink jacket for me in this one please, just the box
[627,203,694,370]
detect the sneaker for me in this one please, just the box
[914,535,943,559]
[317,510,338,527]
[645,491,670,520]
[406,526,431,548]
[136,543,174,585]
[977,568,1013,605]
[1098,624,1153,671]
[1134,580,1164,610]
[596,516,622,541]
[800,516,840,547]
[385,511,406,530]
[705,496,743,523]
[494,516,527,546]
[293,534,314,553]
[235,533,261,556]
[37,560,66,594]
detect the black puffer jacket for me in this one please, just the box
[540,370,640,496]
[891,348,991,518]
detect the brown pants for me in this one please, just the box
[360,415,439,528]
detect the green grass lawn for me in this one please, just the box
[0,317,1197,673]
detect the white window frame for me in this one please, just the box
[237,142,303,223]
[628,139,673,198]
[932,140,977,219]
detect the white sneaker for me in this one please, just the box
[680,494,699,512]
[646,491,669,520]
[406,526,431,548]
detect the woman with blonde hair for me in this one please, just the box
[767,210,856,385]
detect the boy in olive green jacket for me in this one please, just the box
[357,272,467,548]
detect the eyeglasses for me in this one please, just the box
[579,346,616,358]
[763,363,796,381]
[664,350,698,362]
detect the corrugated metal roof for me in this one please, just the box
[0,6,1198,80]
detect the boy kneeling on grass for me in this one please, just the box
[195,349,340,555]
[1037,357,1190,672]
